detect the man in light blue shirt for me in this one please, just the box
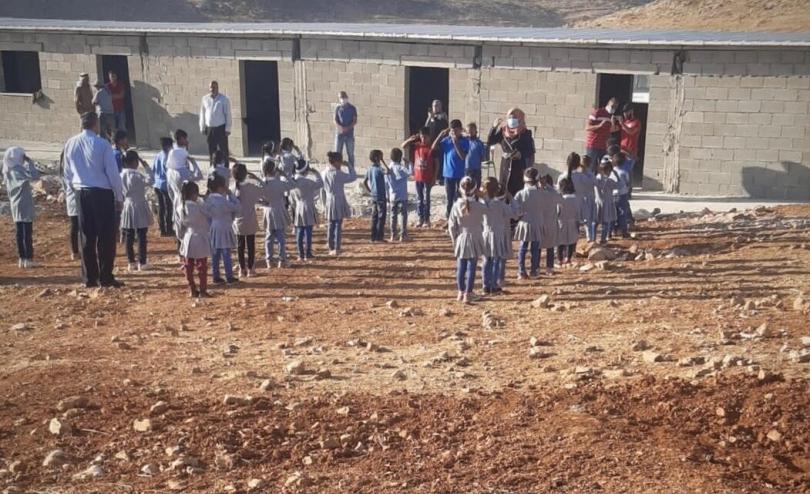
[334,91,357,167]
[63,112,125,288]
[92,80,115,141]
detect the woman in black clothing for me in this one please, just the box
[487,107,535,197]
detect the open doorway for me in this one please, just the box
[406,66,449,137]
[241,60,281,156]
[98,55,136,142]
[597,73,648,185]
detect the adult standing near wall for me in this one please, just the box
[106,70,127,133]
[199,80,232,165]
[92,80,115,141]
[334,91,357,167]
[62,112,125,288]
[619,102,641,196]
[487,108,535,198]
[74,73,93,120]
[425,99,448,184]
[584,97,616,170]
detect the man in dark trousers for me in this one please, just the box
[62,112,125,288]
[199,80,232,165]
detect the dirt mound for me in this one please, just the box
[576,0,810,32]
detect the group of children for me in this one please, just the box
[447,147,634,303]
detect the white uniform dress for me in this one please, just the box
[2,149,40,223]
[482,198,513,259]
[448,197,486,259]
[595,174,619,224]
[232,181,263,236]
[538,187,562,250]
[120,168,154,230]
[205,192,240,250]
[180,199,211,259]
[323,164,357,221]
[262,176,293,231]
[290,172,324,228]
[513,185,543,242]
[166,147,203,240]
[558,193,580,246]
[571,170,596,224]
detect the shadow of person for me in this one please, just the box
[132,80,207,155]
[742,161,810,200]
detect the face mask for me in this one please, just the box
[507,118,520,129]
[606,105,615,113]
[339,98,348,105]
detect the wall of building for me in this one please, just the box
[1,27,809,198]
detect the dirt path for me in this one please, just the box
[0,199,809,493]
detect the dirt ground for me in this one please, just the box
[0,194,809,493]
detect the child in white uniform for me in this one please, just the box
[290,159,323,261]
[179,181,211,298]
[231,163,264,277]
[322,151,357,256]
[448,176,486,304]
[3,146,41,268]
[557,177,579,266]
[119,150,154,271]
[205,174,240,283]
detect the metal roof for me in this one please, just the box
[0,17,809,47]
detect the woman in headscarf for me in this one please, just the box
[487,108,536,198]
[3,146,41,267]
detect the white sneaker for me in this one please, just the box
[138,263,149,271]
[127,263,137,272]
[25,260,39,268]
[277,260,288,269]
[70,253,78,261]
[266,259,273,269]
[18,258,24,268]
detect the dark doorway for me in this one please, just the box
[597,73,648,185]
[241,60,281,156]
[98,55,136,142]
[406,66,449,137]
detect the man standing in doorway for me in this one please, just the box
[425,99,448,185]
[199,80,232,165]
[432,119,469,219]
[75,73,94,121]
[584,97,617,171]
[92,80,115,141]
[62,112,125,288]
[106,71,127,133]
[334,91,357,167]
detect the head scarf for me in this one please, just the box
[2,147,25,174]
[502,107,527,139]
[167,147,189,170]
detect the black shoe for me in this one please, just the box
[212,278,226,284]
[226,277,239,284]
[85,281,99,288]
[101,279,125,288]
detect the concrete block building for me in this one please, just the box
[0,19,809,199]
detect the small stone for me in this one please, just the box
[114,451,130,462]
[42,449,67,467]
[48,417,71,436]
[10,323,31,332]
[579,263,595,272]
[336,406,350,416]
[285,360,306,375]
[167,480,185,491]
[642,351,664,363]
[315,368,331,380]
[790,349,810,363]
[285,471,310,487]
[223,395,251,407]
[57,395,89,412]
[528,347,553,359]
[766,429,782,442]
[438,307,452,317]
[631,340,651,351]
[140,463,157,476]
[150,401,169,416]
[603,368,629,379]
[320,437,340,449]
[588,247,616,261]
[755,323,772,338]
[133,418,152,432]
[386,300,399,309]
[800,336,810,347]
[391,369,407,380]
[259,379,275,391]
[247,478,265,491]
[116,341,132,350]
[531,295,551,309]
[678,356,706,367]
[72,464,103,480]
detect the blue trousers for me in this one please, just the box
[444,177,460,218]
[264,228,286,262]
[114,111,127,133]
[296,225,313,258]
[334,133,355,167]
[328,219,343,251]
[616,194,630,235]
[391,200,407,239]
[371,200,387,241]
[212,248,234,281]
[415,181,432,224]
[518,241,540,276]
[497,258,507,284]
[585,147,605,173]
[598,222,613,243]
[456,258,477,293]
[467,169,482,190]
[482,256,502,292]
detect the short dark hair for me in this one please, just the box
[262,157,276,176]
[327,151,342,164]
[450,119,463,129]
[390,147,403,162]
[419,126,430,135]
[160,137,173,149]
[124,149,140,167]
[262,141,277,155]
[231,162,248,183]
[280,137,293,150]
[80,112,98,129]
[467,122,477,129]
[208,172,226,192]
[174,129,188,141]
[369,149,383,163]
[113,130,128,144]
[560,177,575,195]
[607,144,621,157]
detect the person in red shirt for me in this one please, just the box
[402,126,435,228]
[584,97,618,171]
[619,103,641,159]
[106,71,127,134]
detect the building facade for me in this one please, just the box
[1,19,809,199]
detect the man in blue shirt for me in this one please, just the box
[464,122,487,189]
[334,91,357,167]
[432,119,470,219]
[363,149,388,242]
[63,112,125,288]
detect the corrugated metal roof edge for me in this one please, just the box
[0,18,809,47]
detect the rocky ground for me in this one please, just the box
[0,178,809,493]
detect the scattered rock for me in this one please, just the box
[800,336,810,347]
[315,368,332,380]
[588,247,617,261]
[438,307,452,317]
[754,323,772,338]
[285,360,307,375]
[482,311,504,329]
[259,379,275,391]
[285,471,310,488]
[391,369,407,380]
[149,401,169,416]
[57,395,89,412]
[336,406,350,416]
[42,449,67,467]
[529,347,553,359]
[48,417,71,436]
[10,323,31,333]
[386,300,399,309]
[766,429,782,442]
[247,478,265,491]
[531,295,551,309]
[140,463,157,476]
[642,351,664,363]
[320,437,340,449]
[223,395,251,407]
[789,349,810,363]
[631,340,651,351]
[603,368,630,379]
[678,356,706,367]
[133,419,152,432]
[72,464,103,480]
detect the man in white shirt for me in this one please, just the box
[199,80,232,165]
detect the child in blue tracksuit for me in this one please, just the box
[205,173,241,283]
[465,122,487,189]
[152,137,174,236]
[385,147,413,242]
[363,149,389,242]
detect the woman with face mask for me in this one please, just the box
[487,108,536,198]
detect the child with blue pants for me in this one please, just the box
[260,158,293,268]
[322,151,357,255]
[595,156,619,244]
[363,149,389,242]
[289,158,323,261]
[481,177,516,294]
[205,174,240,283]
[448,176,486,304]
